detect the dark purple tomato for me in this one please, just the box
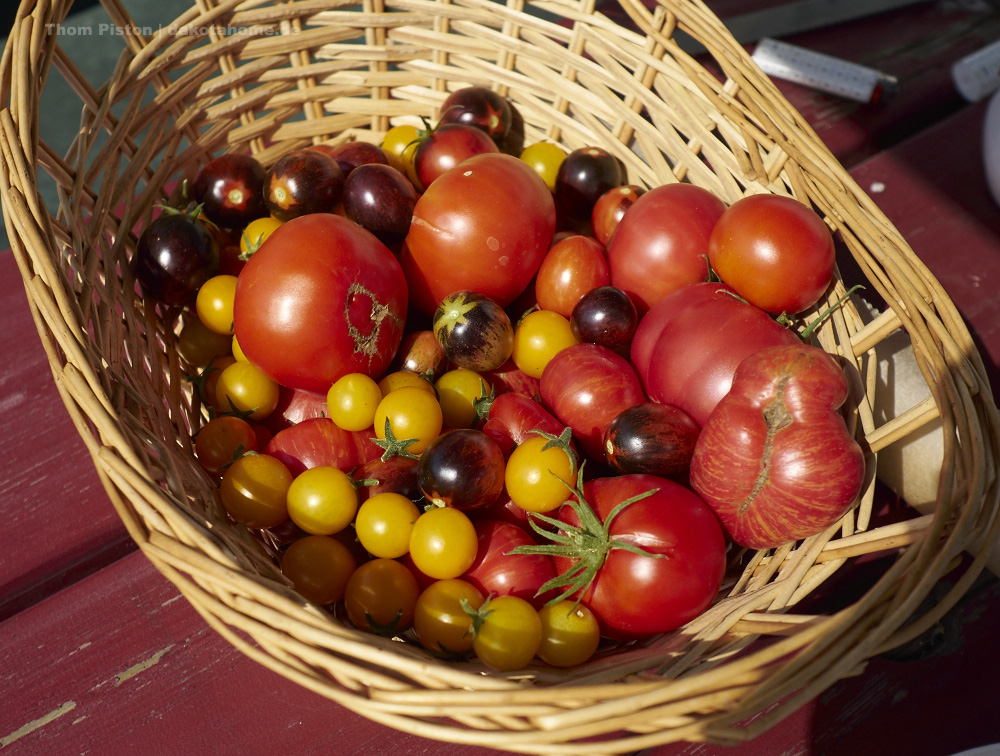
[413,123,499,190]
[264,148,345,221]
[438,86,513,141]
[433,290,514,372]
[134,211,220,307]
[603,402,701,479]
[342,163,418,249]
[192,153,268,229]
[325,141,390,175]
[570,285,638,351]
[417,428,506,511]
[554,147,625,234]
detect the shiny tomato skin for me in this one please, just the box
[689,343,865,549]
[401,153,556,316]
[534,234,610,318]
[606,183,726,313]
[264,417,383,476]
[481,391,567,458]
[462,520,556,608]
[233,213,407,393]
[555,474,727,640]
[413,123,500,190]
[539,343,646,462]
[631,282,800,427]
[708,194,835,315]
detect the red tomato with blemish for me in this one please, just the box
[233,213,407,393]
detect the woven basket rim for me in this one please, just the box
[2,0,999,751]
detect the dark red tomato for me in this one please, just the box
[591,184,645,246]
[534,234,609,318]
[417,429,506,511]
[603,402,700,479]
[569,285,638,351]
[413,123,499,191]
[481,391,569,458]
[401,153,556,316]
[192,153,268,230]
[353,455,423,504]
[233,213,407,393]
[323,141,389,175]
[550,474,727,640]
[341,163,417,249]
[134,211,219,307]
[265,417,383,476]
[708,194,836,315]
[553,147,624,235]
[264,148,345,221]
[630,282,800,427]
[606,183,726,313]
[438,86,513,141]
[462,520,555,608]
[539,342,645,462]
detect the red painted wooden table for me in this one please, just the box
[4,2,1000,754]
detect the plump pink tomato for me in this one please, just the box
[400,153,556,316]
[233,213,407,394]
[631,282,800,427]
[606,183,726,313]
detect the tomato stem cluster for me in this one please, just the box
[512,465,664,607]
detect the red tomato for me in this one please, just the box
[233,213,407,393]
[690,343,866,549]
[400,153,556,315]
[462,520,556,608]
[534,234,609,318]
[708,194,835,315]
[263,386,330,433]
[265,417,383,476]
[539,343,646,462]
[551,474,727,640]
[481,391,568,458]
[413,123,500,190]
[606,183,726,313]
[630,282,800,427]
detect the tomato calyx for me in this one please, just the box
[532,426,578,477]
[363,608,409,638]
[510,465,664,607]
[461,593,496,638]
[239,228,268,260]
[471,379,496,423]
[372,417,421,461]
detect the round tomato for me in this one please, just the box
[549,474,727,640]
[285,465,359,535]
[606,183,726,313]
[708,193,835,315]
[219,452,293,529]
[354,491,421,558]
[470,595,542,671]
[344,557,421,634]
[233,213,407,393]
[409,505,478,579]
[373,386,443,456]
[400,153,556,315]
[537,600,601,667]
[281,534,357,605]
[539,342,646,462]
[511,309,579,379]
[196,274,238,335]
[194,415,260,472]
[413,578,485,656]
[326,372,382,432]
[504,433,576,514]
[534,234,609,318]
[630,282,801,427]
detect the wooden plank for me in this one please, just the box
[0,249,135,622]
[0,550,511,756]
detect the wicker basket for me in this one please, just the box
[2,0,999,752]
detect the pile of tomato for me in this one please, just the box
[135,86,867,671]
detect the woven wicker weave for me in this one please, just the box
[2,0,999,752]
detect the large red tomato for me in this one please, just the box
[539,343,646,462]
[708,194,835,315]
[605,183,726,313]
[690,343,866,549]
[549,474,727,640]
[631,282,800,427]
[400,153,556,315]
[233,213,407,393]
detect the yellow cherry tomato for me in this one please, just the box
[511,309,580,379]
[355,492,421,559]
[373,385,443,455]
[214,359,280,420]
[286,466,359,535]
[239,216,283,256]
[435,368,490,428]
[327,372,383,432]
[519,142,567,191]
[196,274,238,335]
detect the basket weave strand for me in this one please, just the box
[2,0,999,752]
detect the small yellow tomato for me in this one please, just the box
[327,372,383,432]
[196,274,238,335]
[519,142,567,191]
[286,466,359,535]
[435,368,490,428]
[511,309,580,379]
[214,360,280,420]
